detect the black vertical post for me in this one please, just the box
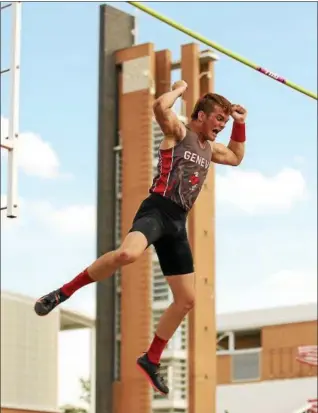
[95,5,134,413]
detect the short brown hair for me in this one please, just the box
[191,93,232,119]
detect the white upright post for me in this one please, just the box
[6,2,22,218]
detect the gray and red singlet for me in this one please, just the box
[150,127,212,211]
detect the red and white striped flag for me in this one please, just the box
[297,345,318,367]
[308,398,318,413]
[296,346,317,413]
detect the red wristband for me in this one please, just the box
[231,121,246,143]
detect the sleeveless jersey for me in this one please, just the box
[150,127,212,211]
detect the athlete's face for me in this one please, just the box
[199,105,230,141]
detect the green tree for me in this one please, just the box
[60,377,91,413]
[79,377,91,405]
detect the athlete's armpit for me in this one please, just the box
[211,141,245,166]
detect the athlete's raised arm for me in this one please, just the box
[153,80,188,142]
[211,104,247,166]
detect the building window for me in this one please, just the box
[152,256,171,302]
[217,329,262,381]
[217,332,233,352]
[232,350,261,382]
[234,329,261,350]
[169,328,182,351]
[217,329,261,352]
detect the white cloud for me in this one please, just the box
[264,269,317,305]
[218,268,317,313]
[1,116,62,179]
[50,204,96,235]
[29,200,96,235]
[2,196,96,241]
[216,167,307,214]
[1,198,96,236]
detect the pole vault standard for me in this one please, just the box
[127,1,317,101]
[0,2,22,219]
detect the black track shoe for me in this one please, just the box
[136,353,169,395]
[34,288,69,316]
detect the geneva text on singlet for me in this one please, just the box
[150,128,212,211]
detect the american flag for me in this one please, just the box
[296,346,317,413]
[308,398,318,413]
[297,345,318,367]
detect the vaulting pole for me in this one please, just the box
[128,1,317,100]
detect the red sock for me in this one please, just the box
[147,334,168,365]
[61,268,94,297]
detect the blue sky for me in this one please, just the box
[1,1,317,407]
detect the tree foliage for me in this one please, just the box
[60,377,91,413]
[79,377,91,405]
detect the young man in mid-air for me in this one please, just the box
[34,80,247,395]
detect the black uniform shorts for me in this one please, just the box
[129,193,194,276]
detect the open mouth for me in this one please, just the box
[212,129,220,137]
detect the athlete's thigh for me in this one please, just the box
[153,229,194,276]
[128,199,165,247]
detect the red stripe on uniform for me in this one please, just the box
[152,149,173,195]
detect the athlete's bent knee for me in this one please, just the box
[176,294,195,313]
[116,248,140,266]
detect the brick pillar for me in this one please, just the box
[181,43,216,413]
[155,49,172,98]
[200,52,214,93]
[115,43,155,413]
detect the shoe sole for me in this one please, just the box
[34,292,61,316]
[34,301,49,316]
[34,299,57,316]
[136,362,168,396]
